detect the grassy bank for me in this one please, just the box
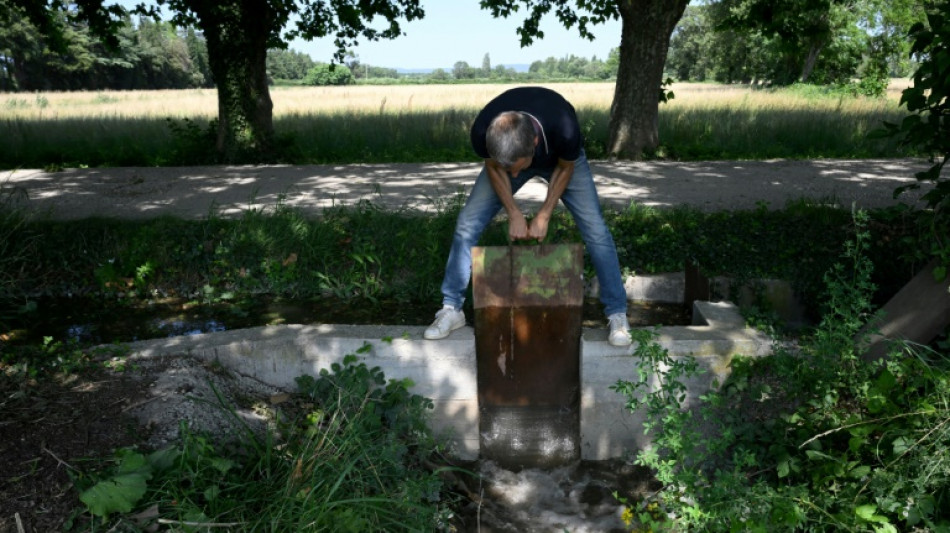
[0,82,912,168]
[0,197,934,341]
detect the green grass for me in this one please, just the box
[656,104,908,160]
[0,196,935,337]
[278,109,477,164]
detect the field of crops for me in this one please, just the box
[0,81,914,167]
[1,80,912,119]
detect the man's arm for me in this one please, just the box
[528,158,574,240]
[484,158,529,240]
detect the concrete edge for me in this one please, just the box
[122,301,773,460]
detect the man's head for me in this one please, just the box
[486,111,537,169]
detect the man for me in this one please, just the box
[424,86,632,346]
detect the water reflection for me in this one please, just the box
[153,318,227,337]
[5,296,690,347]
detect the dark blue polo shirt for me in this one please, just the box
[470,86,583,170]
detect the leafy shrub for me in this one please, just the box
[304,63,355,86]
[614,210,950,531]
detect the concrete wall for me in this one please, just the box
[127,301,772,461]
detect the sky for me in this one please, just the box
[288,2,622,70]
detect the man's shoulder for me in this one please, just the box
[492,86,566,104]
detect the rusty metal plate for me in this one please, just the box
[475,306,582,407]
[472,244,584,309]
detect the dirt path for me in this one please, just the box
[2,158,936,220]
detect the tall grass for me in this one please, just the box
[0,82,914,168]
[655,87,910,159]
[74,356,457,531]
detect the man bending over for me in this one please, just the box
[424,86,632,347]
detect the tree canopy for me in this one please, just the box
[686,0,928,89]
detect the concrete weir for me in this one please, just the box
[125,298,773,461]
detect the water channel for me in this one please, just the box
[5,295,690,346]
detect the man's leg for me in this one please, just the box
[439,168,503,310]
[557,153,631,345]
[427,167,534,340]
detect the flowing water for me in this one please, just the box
[449,458,661,532]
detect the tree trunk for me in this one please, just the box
[607,0,688,160]
[197,0,275,162]
[800,43,823,83]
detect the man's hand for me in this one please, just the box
[526,158,573,243]
[527,212,550,241]
[508,211,529,241]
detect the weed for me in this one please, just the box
[1,336,93,379]
[0,181,35,330]
[0,195,934,341]
[72,351,455,531]
[4,98,30,109]
[165,117,217,165]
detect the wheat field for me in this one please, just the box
[0,81,913,167]
[0,80,911,120]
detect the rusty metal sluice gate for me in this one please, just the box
[472,244,585,469]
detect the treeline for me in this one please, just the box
[665,1,924,93]
[0,2,617,92]
[0,8,212,91]
[392,52,618,83]
[267,50,619,86]
[4,0,920,93]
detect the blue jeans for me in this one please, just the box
[440,151,627,317]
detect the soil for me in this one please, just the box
[1,366,146,533]
[0,354,285,533]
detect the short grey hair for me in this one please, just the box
[486,111,535,167]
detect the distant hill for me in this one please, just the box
[396,63,531,74]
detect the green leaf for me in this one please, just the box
[848,435,869,453]
[204,485,221,501]
[115,450,147,473]
[210,457,235,474]
[855,504,891,525]
[776,457,792,478]
[147,447,179,471]
[79,472,149,518]
[855,504,877,520]
[892,436,913,456]
[933,265,947,282]
[805,449,836,462]
[849,465,871,479]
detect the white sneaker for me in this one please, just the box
[424,306,466,340]
[607,313,632,346]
